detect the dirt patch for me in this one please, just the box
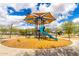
[0,37,72,49]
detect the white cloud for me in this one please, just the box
[0,4,27,26]
[51,3,77,20]
[73,18,79,24]
[14,21,35,29]
[16,25,35,29]
[52,3,76,14]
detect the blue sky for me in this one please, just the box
[35,3,51,10]
[60,3,79,22]
[0,3,79,29]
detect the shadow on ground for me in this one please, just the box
[17,46,79,56]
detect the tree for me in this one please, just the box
[7,20,24,38]
[61,21,75,40]
[73,24,79,35]
[0,25,10,39]
[45,28,51,33]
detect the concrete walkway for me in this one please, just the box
[0,44,35,56]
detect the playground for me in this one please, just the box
[0,12,72,49]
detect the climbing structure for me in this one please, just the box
[24,12,58,40]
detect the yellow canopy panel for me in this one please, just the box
[24,12,56,24]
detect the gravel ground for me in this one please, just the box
[34,46,79,56]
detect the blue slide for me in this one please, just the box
[39,25,58,41]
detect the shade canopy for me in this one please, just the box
[24,12,56,25]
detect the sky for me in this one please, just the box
[0,3,79,29]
